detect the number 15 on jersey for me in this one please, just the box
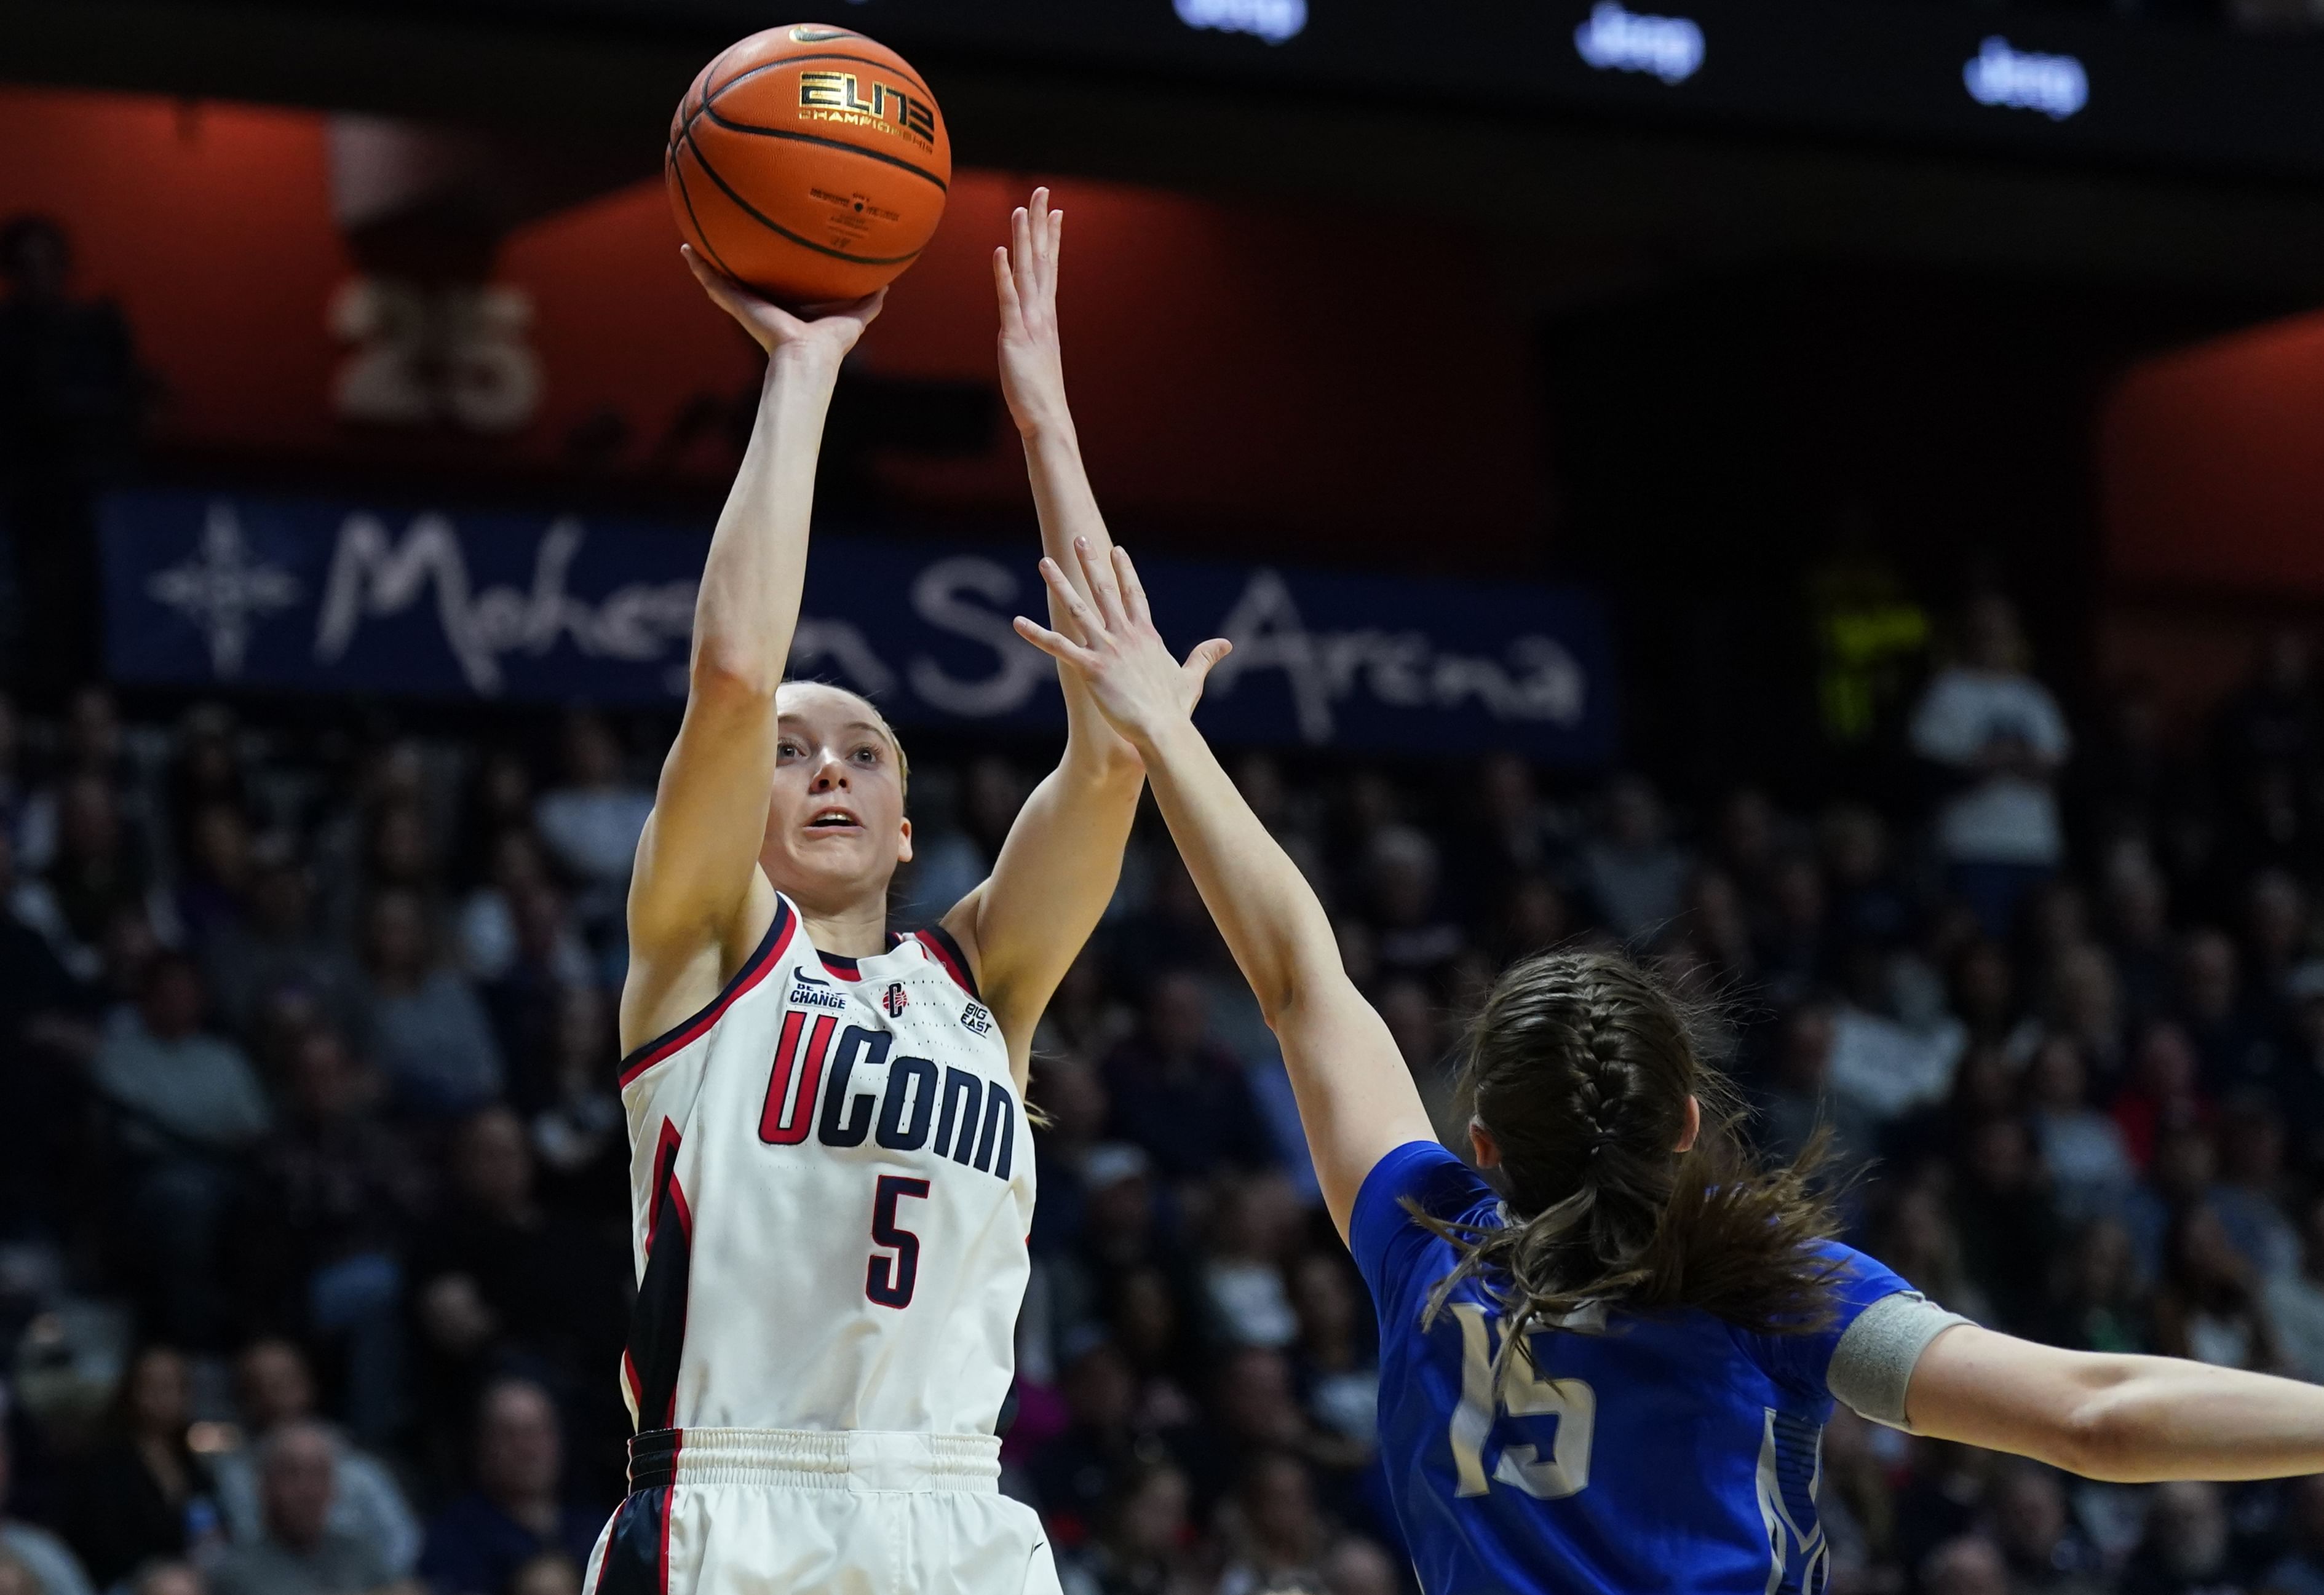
[1448,1302,1598,1500]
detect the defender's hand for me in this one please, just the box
[683,245,884,366]
[1015,538,1231,750]
[994,188,1069,438]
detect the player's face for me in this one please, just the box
[759,684,911,912]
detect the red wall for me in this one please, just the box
[2100,307,2324,598]
[0,87,1545,564]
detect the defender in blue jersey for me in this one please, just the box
[1352,1141,1911,1593]
[1015,536,2324,1595]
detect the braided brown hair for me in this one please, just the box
[1409,949,1842,1392]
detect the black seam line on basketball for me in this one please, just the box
[668,146,745,284]
[683,122,927,267]
[696,108,948,194]
[702,51,937,111]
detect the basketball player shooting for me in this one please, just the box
[586,192,1160,1595]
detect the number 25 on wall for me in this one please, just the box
[1448,1302,1598,1500]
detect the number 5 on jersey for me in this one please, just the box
[1449,1302,1597,1500]
[867,1175,930,1308]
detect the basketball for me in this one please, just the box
[665,23,951,306]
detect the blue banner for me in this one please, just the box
[100,488,1616,761]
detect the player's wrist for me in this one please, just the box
[1124,707,1199,764]
[766,342,846,384]
[1014,403,1076,446]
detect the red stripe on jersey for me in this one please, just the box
[617,900,796,1087]
[656,1473,674,1595]
[646,1120,686,1249]
[818,951,863,981]
[914,926,979,999]
[622,1348,643,1413]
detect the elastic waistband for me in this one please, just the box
[627,1427,1001,1494]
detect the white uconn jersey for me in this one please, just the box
[614,895,1032,1437]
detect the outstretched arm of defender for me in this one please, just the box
[1015,542,1438,1237]
[622,254,882,1052]
[1903,1323,2324,1482]
[940,192,1144,1072]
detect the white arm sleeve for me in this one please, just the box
[1826,1291,1973,1431]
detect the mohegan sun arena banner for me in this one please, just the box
[100,488,1616,762]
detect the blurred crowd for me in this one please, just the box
[9,583,2324,1595]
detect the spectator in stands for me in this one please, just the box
[212,1340,418,1578]
[2259,1473,2324,1595]
[529,713,649,926]
[2047,1216,2148,1353]
[62,1347,219,1588]
[0,825,98,1235]
[1055,1460,1195,1595]
[1950,1115,2061,1334]
[0,1427,90,1595]
[202,845,367,1043]
[1922,1535,2011,1595]
[2151,1205,2283,1372]
[1362,824,1462,979]
[1285,1254,1378,1471]
[408,1110,625,1492]
[41,773,151,965]
[1212,1451,1330,1595]
[207,1422,408,1595]
[2121,1481,2250,1595]
[2265,1192,2324,1381]
[2210,1094,2301,1280]
[2178,927,2278,1093]
[417,1382,598,1595]
[1198,1173,1301,1350]
[356,890,503,1116]
[1578,774,1691,942]
[1990,1462,2105,1595]
[1028,1339,1170,1543]
[1318,1538,1399,1595]
[92,951,270,1344]
[525,986,625,1220]
[2026,1035,2136,1225]
[129,1565,205,1595]
[1910,594,2071,938]
[232,1030,425,1446]
[1755,1002,1878,1176]
[1102,972,1275,1182]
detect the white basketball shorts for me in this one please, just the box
[584,1428,1061,1595]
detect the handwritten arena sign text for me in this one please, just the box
[102,489,1615,761]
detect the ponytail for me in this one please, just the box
[1405,951,1843,1393]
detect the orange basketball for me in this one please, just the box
[665,24,951,306]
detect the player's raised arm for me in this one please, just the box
[937,190,1144,1078]
[1014,542,1438,1237]
[622,251,882,1053]
[1901,1323,2324,1482]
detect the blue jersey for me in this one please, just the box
[1349,1141,1911,1595]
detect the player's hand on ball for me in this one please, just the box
[683,245,884,366]
[1015,538,1231,748]
[994,189,1069,438]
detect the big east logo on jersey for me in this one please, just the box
[881,981,909,1018]
[756,1008,1015,1182]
